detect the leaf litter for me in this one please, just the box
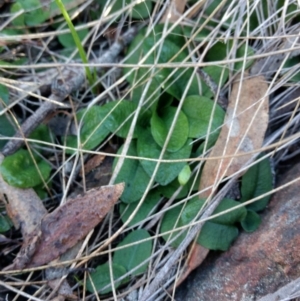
[2,2,300,300]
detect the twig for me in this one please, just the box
[2,25,142,156]
[2,64,86,156]
[196,68,228,109]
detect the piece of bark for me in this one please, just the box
[7,183,124,270]
[175,161,300,300]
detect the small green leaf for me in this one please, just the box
[0,215,13,233]
[195,138,219,156]
[181,26,210,42]
[14,0,50,26]
[205,41,254,72]
[0,57,27,66]
[33,179,51,200]
[101,100,144,138]
[130,0,153,19]
[137,130,192,186]
[241,210,261,232]
[109,0,152,20]
[235,43,255,70]
[0,115,16,150]
[29,124,52,145]
[180,198,204,225]
[159,66,196,99]
[119,189,161,227]
[151,107,189,152]
[124,25,196,99]
[181,198,246,226]
[205,41,228,62]
[10,2,25,26]
[178,164,191,186]
[157,178,189,200]
[161,197,244,250]
[34,183,49,200]
[25,6,50,26]
[148,23,186,46]
[66,106,110,153]
[241,156,273,212]
[58,27,89,48]
[182,95,225,139]
[210,199,247,225]
[197,222,239,251]
[86,263,128,294]
[150,111,167,148]
[160,203,188,248]
[283,57,300,82]
[131,76,161,109]
[0,149,51,188]
[0,84,9,106]
[156,92,174,110]
[113,229,152,276]
[113,142,151,203]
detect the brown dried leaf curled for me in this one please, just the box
[11,183,124,269]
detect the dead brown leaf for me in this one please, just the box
[199,71,269,197]
[79,154,105,176]
[7,183,124,269]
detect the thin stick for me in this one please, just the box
[196,68,228,109]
